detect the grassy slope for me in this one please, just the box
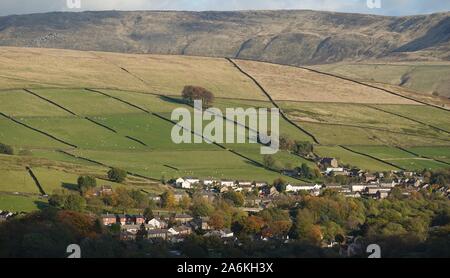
[310,63,450,98]
[373,104,450,132]
[0,47,449,212]
[349,146,448,171]
[0,194,48,212]
[0,169,39,194]
[233,59,418,104]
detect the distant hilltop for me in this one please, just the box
[0,10,449,65]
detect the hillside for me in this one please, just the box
[0,10,449,66]
[311,62,450,98]
[0,47,449,211]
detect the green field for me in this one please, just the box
[408,146,450,160]
[349,146,448,171]
[299,122,449,146]
[280,102,439,135]
[0,117,68,149]
[279,102,449,145]
[0,194,48,212]
[0,86,310,198]
[310,63,450,98]
[31,167,155,194]
[373,105,450,132]
[28,149,98,166]
[73,149,289,182]
[392,159,449,171]
[32,88,138,116]
[0,48,449,212]
[0,90,70,117]
[0,169,39,194]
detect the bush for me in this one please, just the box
[223,191,245,207]
[108,168,127,183]
[0,143,14,155]
[273,178,287,193]
[48,190,86,212]
[77,176,97,195]
[294,141,314,156]
[263,155,275,169]
[181,85,214,107]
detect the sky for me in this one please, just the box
[0,0,449,17]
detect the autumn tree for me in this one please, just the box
[181,85,215,107]
[294,141,314,156]
[179,194,192,210]
[208,211,226,230]
[243,215,265,235]
[262,220,292,239]
[113,187,135,212]
[49,190,86,212]
[77,175,97,196]
[129,189,147,208]
[64,194,86,212]
[161,190,176,209]
[143,207,154,221]
[298,163,315,179]
[191,197,214,217]
[223,191,245,207]
[108,168,127,183]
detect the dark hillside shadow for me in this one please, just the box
[62,182,78,191]
[159,95,186,105]
[34,201,50,210]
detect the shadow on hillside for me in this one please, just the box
[243,160,263,168]
[34,200,49,210]
[159,95,186,106]
[61,182,78,191]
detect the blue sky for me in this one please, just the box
[0,0,449,17]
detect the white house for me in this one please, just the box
[351,184,379,192]
[236,181,253,186]
[286,184,322,192]
[203,179,216,186]
[379,181,396,188]
[176,177,199,188]
[176,178,185,186]
[325,167,346,175]
[351,184,366,192]
[147,218,167,229]
[221,229,234,238]
[221,180,234,187]
[345,192,361,198]
[181,181,192,189]
[366,187,392,195]
[168,228,179,236]
[254,181,268,188]
[185,177,200,184]
[121,225,140,233]
[205,229,234,238]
